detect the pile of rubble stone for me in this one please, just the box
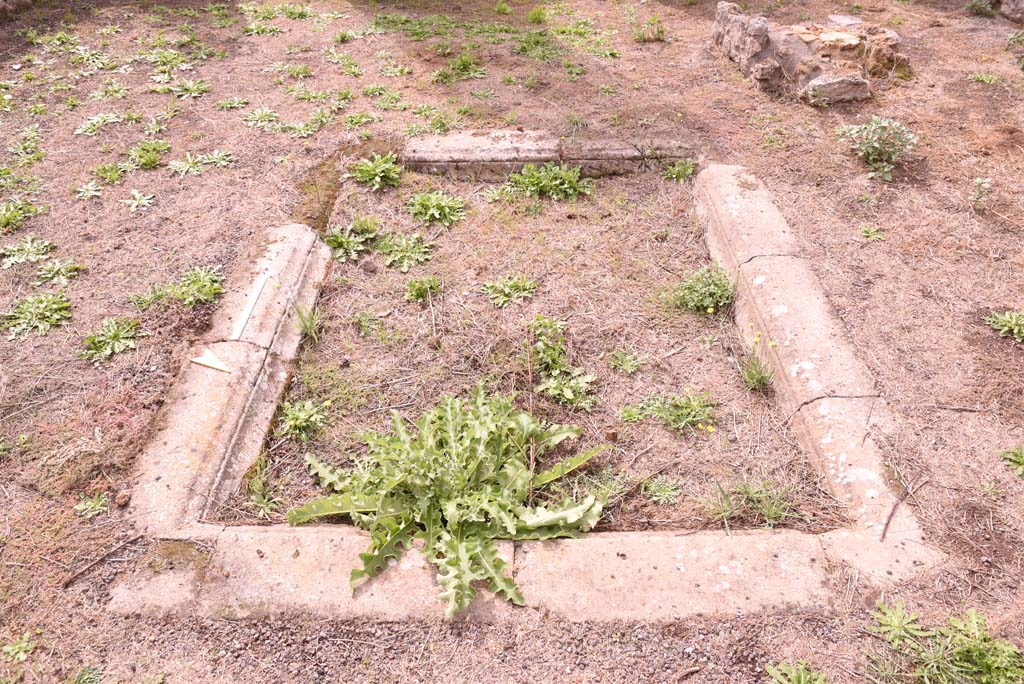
[711,1,910,105]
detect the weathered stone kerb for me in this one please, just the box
[402,130,691,179]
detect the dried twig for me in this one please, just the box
[62,534,143,588]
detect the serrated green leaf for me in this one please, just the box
[517,495,602,530]
[474,537,523,606]
[304,453,348,491]
[533,445,609,487]
[286,493,380,525]
[350,519,417,592]
[288,384,608,614]
[434,527,484,617]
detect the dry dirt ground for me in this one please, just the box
[0,0,1022,682]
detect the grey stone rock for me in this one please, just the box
[801,73,871,104]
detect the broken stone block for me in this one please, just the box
[711,2,909,105]
[801,74,871,104]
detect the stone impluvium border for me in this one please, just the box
[400,129,692,179]
[106,163,940,622]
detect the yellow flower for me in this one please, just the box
[706,425,715,433]
[706,307,714,314]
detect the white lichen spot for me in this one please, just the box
[753,275,767,286]
[770,304,789,317]
[718,564,730,575]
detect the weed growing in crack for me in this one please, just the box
[699,479,798,529]
[505,163,594,200]
[740,354,774,393]
[407,190,465,226]
[529,315,596,410]
[2,291,72,339]
[275,399,330,442]
[661,158,697,182]
[1,234,55,269]
[642,476,681,505]
[349,152,401,190]
[985,310,1024,342]
[294,304,324,344]
[608,348,644,374]
[378,233,433,272]
[80,317,146,364]
[405,275,441,303]
[246,453,282,520]
[999,444,1024,478]
[482,274,538,308]
[666,265,735,315]
[837,116,917,182]
[288,385,606,615]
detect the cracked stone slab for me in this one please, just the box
[129,223,330,536]
[110,525,516,620]
[695,164,941,578]
[403,130,560,179]
[130,340,269,536]
[206,222,332,353]
[402,130,692,179]
[515,530,831,621]
[695,165,799,266]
